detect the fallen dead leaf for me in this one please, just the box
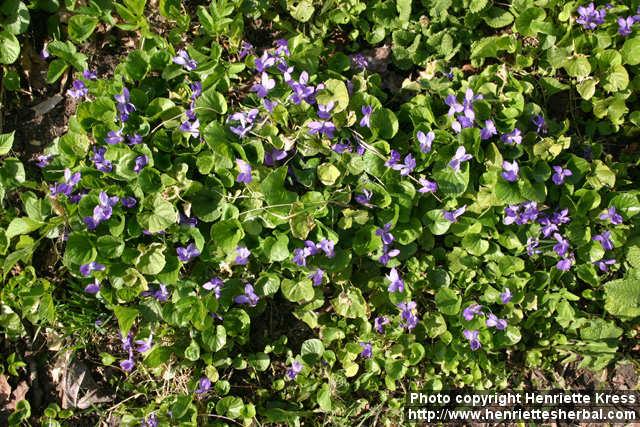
[0,375,10,403]
[52,350,114,409]
[5,381,28,411]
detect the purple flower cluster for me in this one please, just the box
[235,246,250,265]
[228,109,259,138]
[50,168,81,196]
[203,277,223,298]
[84,191,119,230]
[67,80,88,100]
[236,159,252,184]
[443,205,466,223]
[446,89,483,133]
[503,201,540,226]
[501,160,519,182]
[461,297,511,350]
[234,283,259,307]
[114,87,135,123]
[177,243,200,262]
[173,49,197,71]
[141,284,170,302]
[92,147,112,172]
[359,342,372,359]
[576,3,607,30]
[292,238,335,266]
[397,301,419,331]
[286,360,303,380]
[80,261,106,277]
[376,223,400,266]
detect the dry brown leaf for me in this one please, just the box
[0,375,10,403]
[5,381,28,411]
[53,351,113,409]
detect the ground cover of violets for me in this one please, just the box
[2,0,640,425]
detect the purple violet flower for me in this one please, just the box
[501,160,519,182]
[449,146,472,171]
[80,261,106,277]
[355,189,373,206]
[265,148,287,166]
[229,109,259,138]
[120,350,135,372]
[286,360,303,380]
[501,129,522,145]
[417,131,434,153]
[463,303,483,321]
[576,3,607,30]
[359,342,372,359]
[553,233,570,257]
[121,196,137,208]
[527,237,541,256]
[309,268,324,286]
[351,53,368,70]
[274,39,290,57]
[443,205,466,223]
[254,51,276,73]
[556,253,575,271]
[238,41,253,59]
[317,102,335,120]
[593,230,614,250]
[203,277,223,298]
[135,334,153,353]
[332,140,352,154]
[486,314,507,330]
[180,119,200,139]
[263,98,278,113]
[234,283,259,307]
[67,80,88,99]
[177,243,200,262]
[84,279,101,294]
[114,88,135,122]
[500,288,512,304]
[360,105,372,128]
[600,207,623,225]
[376,223,395,245]
[552,166,572,185]
[105,129,124,145]
[480,120,497,140]
[35,154,53,168]
[133,155,148,174]
[92,147,112,172]
[532,115,547,134]
[308,120,336,139]
[385,150,402,167]
[83,69,97,80]
[235,246,250,265]
[374,316,390,333]
[618,16,635,36]
[252,72,276,98]
[317,239,335,258]
[463,329,481,350]
[418,178,438,194]
[596,258,616,272]
[195,377,211,394]
[236,159,252,184]
[391,154,416,176]
[50,168,81,196]
[128,134,143,145]
[445,94,464,117]
[379,244,400,266]
[386,268,404,293]
[398,301,418,331]
[173,49,197,71]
